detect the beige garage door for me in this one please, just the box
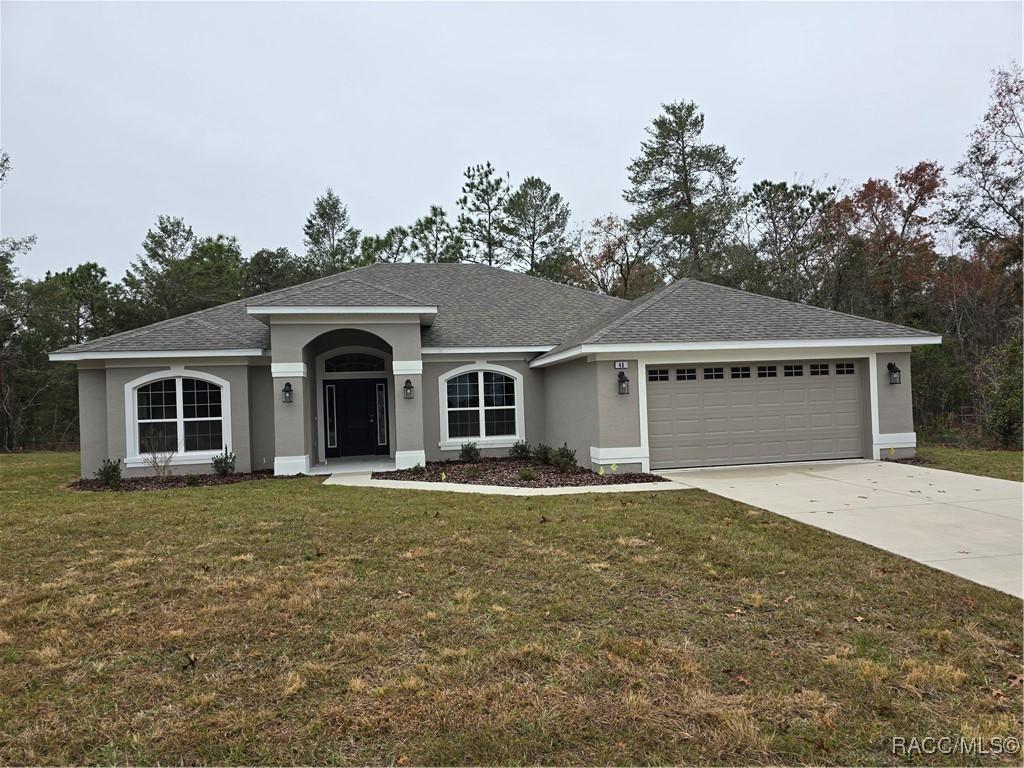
[646,360,864,470]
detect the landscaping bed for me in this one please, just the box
[373,457,666,487]
[69,469,285,492]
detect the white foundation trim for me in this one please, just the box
[532,336,941,368]
[274,454,310,475]
[590,446,649,467]
[392,360,423,375]
[50,348,265,362]
[873,432,917,458]
[395,449,426,469]
[271,362,307,377]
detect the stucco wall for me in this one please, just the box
[248,365,275,471]
[593,360,642,449]
[876,351,914,435]
[543,359,597,464]
[77,367,108,478]
[422,358,545,461]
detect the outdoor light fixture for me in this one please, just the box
[887,362,902,385]
[403,379,415,400]
[281,382,294,403]
[617,370,630,395]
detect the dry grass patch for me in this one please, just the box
[0,452,1020,766]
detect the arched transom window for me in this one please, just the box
[439,365,524,449]
[127,372,230,463]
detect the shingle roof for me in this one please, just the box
[538,278,939,360]
[52,263,627,354]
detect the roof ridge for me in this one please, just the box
[455,261,630,304]
[586,279,680,344]
[682,278,937,336]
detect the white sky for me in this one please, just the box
[1,1,1020,279]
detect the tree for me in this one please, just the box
[301,188,362,276]
[360,226,410,264]
[184,235,247,310]
[945,64,1023,249]
[501,176,571,274]
[457,162,510,266]
[569,215,664,299]
[624,100,742,280]
[122,215,195,322]
[245,247,304,295]
[409,206,464,263]
[738,180,837,303]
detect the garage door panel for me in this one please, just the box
[648,359,864,469]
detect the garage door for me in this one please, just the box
[646,360,864,470]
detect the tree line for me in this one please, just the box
[1,66,1020,451]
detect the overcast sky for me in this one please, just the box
[1,1,1020,279]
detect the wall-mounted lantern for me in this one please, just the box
[281,382,294,403]
[886,362,902,385]
[617,370,630,395]
[403,379,415,400]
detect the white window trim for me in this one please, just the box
[437,363,525,450]
[123,367,231,468]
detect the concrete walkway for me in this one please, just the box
[662,460,1023,597]
[322,472,680,496]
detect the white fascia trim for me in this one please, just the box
[246,305,437,316]
[50,348,266,362]
[530,336,942,368]
[395,449,426,469]
[124,451,222,469]
[274,454,310,475]
[271,362,307,377]
[590,446,649,463]
[392,360,424,375]
[422,346,553,355]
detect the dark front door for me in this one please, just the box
[323,379,389,458]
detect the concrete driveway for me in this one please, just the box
[663,460,1023,597]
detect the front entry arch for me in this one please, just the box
[315,344,394,462]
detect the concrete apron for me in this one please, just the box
[661,459,1023,598]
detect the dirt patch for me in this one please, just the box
[69,470,301,492]
[373,458,666,487]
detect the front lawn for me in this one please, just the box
[1,453,1020,765]
[915,445,1023,482]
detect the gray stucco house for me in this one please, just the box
[50,263,941,477]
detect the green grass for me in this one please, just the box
[916,445,1023,482]
[1,453,1021,765]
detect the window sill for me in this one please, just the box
[124,451,221,469]
[438,438,518,451]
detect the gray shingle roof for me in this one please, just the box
[53,263,627,354]
[538,278,938,359]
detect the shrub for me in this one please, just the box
[518,467,536,482]
[509,440,531,460]
[553,443,577,474]
[981,340,1023,448]
[185,473,201,487]
[94,458,122,488]
[409,463,426,476]
[211,448,236,476]
[531,443,554,465]
[459,442,481,463]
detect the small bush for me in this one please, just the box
[185,473,201,487]
[94,458,122,488]
[409,463,426,476]
[211,448,236,476]
[553,443,577,474]
[531,443,554,465]
[459,442,481,463]
[509,440,531,460]
[464,466,482,479]
[518,467,536,482]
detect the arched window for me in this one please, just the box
[324,353,386,372]
[126,371,231,465]
[438,365,524,449]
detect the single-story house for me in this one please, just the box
[50,262,942,477]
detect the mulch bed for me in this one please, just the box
[373,458,666,488]
[69,470,296,493]
[884,456,936,468]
